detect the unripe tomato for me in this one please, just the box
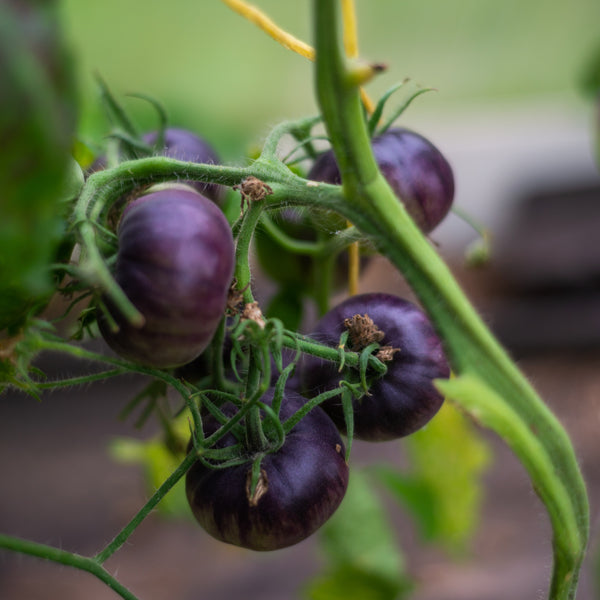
[185,390,349,551]
[98,186,234,368]
[301,293,450,441]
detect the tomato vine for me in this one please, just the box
[0,1,590,599]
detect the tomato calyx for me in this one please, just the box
[233,176,273,214]
[344,313,385,350]
[342,312,400,380]
[241,302,267,329]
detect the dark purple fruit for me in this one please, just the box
[308,128,454,233]
[185,390,349,551]
[301,293,449,441]
[142,128,224,204]
[98,186,234,368]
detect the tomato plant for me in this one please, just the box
[0,1,591,600]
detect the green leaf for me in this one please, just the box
[0,1,77,332]
[306,565,410,600]
[367,81,406,136]
[377,402,491,554]
[109,413,192,519]
[305,469,411,600]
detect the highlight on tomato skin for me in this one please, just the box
[185,390,349,551]
[300,293,450,441]
[98,186,235,368]
[307,127,455,233]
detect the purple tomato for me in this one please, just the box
[308,128,454,233]
[98,186,234,368]
[185,389,349,551]
[301,293,449,441]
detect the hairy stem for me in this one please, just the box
[94,451,197,563]
[312,1,588,598]
[0,534,139,600]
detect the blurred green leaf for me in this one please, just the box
[307,565,410,600]
[305,469,412,600]
[109,413,192,519]
[265,287,305,331]
[0,0,78,332]
[581,42,600,97]
[376,402,491,555]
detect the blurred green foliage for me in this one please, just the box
[305,468,412,600]
[376,401,491,556]
[0,0,78,332]
[59,0,599,157]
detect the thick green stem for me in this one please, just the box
[312,1,588,598]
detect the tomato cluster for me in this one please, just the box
[93,123,453,551]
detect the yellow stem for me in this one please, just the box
[341,0,359,58]
[221,0,375,115]
[341,0,361,295]
[221,0,370,295]
[221,0,314,59]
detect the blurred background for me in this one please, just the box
[2,1,600,598]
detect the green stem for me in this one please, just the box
[243,347,269,452]
[234,201,264,303]
[313,1,588,598]
[209,317,236,392]
[0,534,139,600]
[259,212,321,255]
[260,115,322,160]
[311,248,337,316]
[35,368,126,389]
[281,331,386,376]
[33,337,204,444]
[94,451,197,564]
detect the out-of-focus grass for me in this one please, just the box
[59,0,599,155]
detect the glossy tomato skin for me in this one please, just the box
[142,128,224,204]
[308,128,454,233]
[98,187,234,368]
[301,293,450,441]
[185,390,349,551]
